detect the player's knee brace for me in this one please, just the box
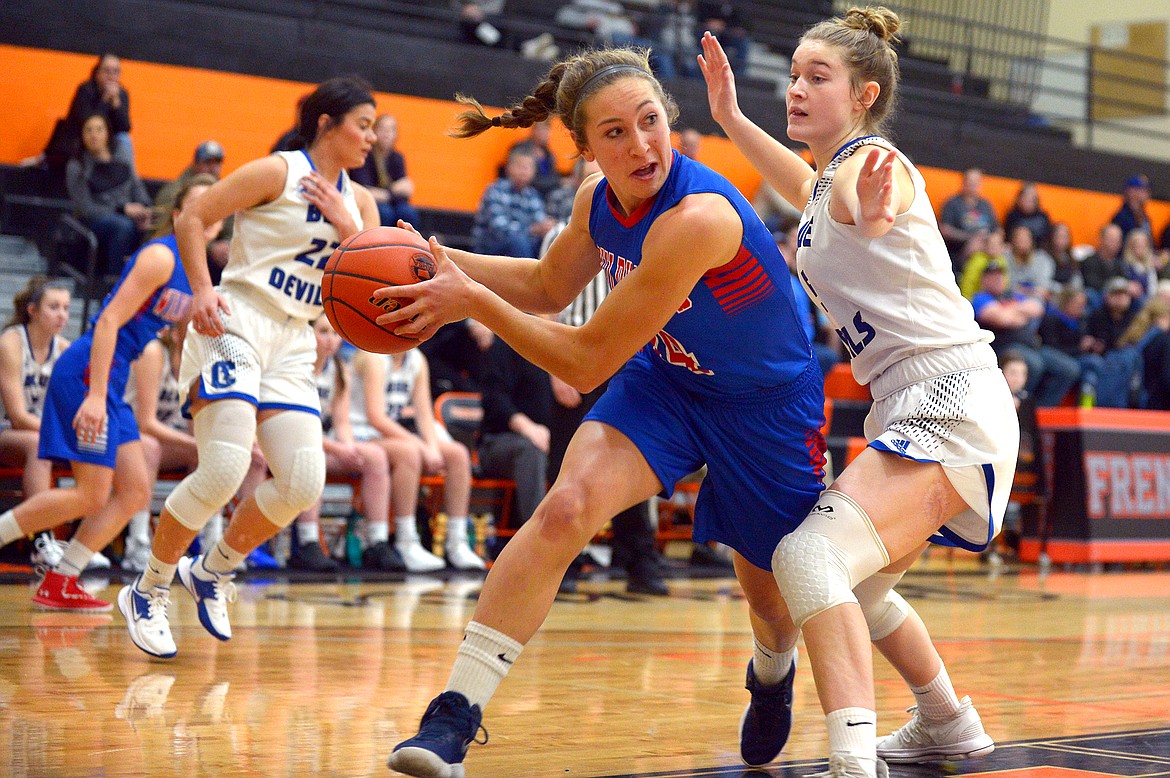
[165,400,256,530]
[854,571,910,641]
[772,489,891,629]
[254,412,325,528]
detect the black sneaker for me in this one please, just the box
[288,542,339,572]
[388,691,487,776]
[738,658,795,766]
[626,556,668,596]
[362,541,405,571]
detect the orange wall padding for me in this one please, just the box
[2,43,1167,244]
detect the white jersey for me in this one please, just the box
[795,136,992,395]
[315,356,342,435]
[349,349,421,440]
[124,340,186,433]
[220,150,362,322]
[1,325,65,430]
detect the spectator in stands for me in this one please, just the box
[994,350,1036,561]
[1081,223,1124,301]
[1006,224,1055,301]
[1045,221,1081,291]
[543,157,591,225]
[0,276,72,566]
[677,127,702,160]
[504,120,562,198]
[939,167,999,270]
[1140,298,1170,410]
[66,112,151,276]
[419,318,493,397]
[1111,174,1154,240]
[628,0,697,80]
[972,259,1076,406]
[1003,181,1050,248]
[290,316,389,572]
[473,147,554,257]
[349,114,422,230]
[68,54,134,163]
[477,334,552,533]
[1121,228,1158,299]
[554,0,637,45]
[696,0,750,74]
[1037,285,1099,406]
[957,227,1008,300]
[0,177,213,613]
[1087,277,1140,359]
[1100,292,1169,409]
[153,141,232,282]
[350,347,485,571]
[453,0,507,48]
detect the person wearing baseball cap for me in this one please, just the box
[152,140,233,282]
[1112,173,1153,240]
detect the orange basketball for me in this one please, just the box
[321,226,437,354]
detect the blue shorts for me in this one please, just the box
[39,338,139,468]
[586,353,826,570]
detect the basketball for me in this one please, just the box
[321,226,438,354]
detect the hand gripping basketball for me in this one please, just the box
[372,236,476,339]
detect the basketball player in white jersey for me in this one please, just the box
[0,277,73,566]
[120,77,379,658]
[702,8,1017,778]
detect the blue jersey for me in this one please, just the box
[589,150,812,397]
[86,234,193,365]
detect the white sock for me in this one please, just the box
[826,707,877,771]
[128,510,152,542]
[394,515,420,548]
[56,539,96,578]
[0,510,23,546]
[445,515,470,549]
[139,554,177,592]
[202,539,245,575]
[368,520,390,544]
[752,637,797,686]
[297,521,320,546]
[445,620,525,711]
[910,663,962,720]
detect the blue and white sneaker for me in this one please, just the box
[387,691,487,777]
[118,579,177,658]
[177,555,236,641]
[739,657,796,766]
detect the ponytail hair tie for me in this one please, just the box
[490,115,503,127]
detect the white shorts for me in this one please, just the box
[865,351,1019,552]
[180,286,320,416]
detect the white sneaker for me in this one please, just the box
[177,556,236,641]
[877,696,995,763]
[122,537,151,572]
[395,541,446,573]
[87,550,111,569]
[118,581,177,658]
[31,534,64,568]
[446,541,486,571]
[809,755,889,778]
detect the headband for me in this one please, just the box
[572,64,649,125]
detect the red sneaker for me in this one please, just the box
[32,570,113,612]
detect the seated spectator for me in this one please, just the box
[1003,181,1051,247]
[453,0,508,48]
[1046,221,1081,290]
[153,141,232,282]
[1112,174,1154,240]
[69,53,134,164]
[1087,277,1141,407]
[554,0,637,45]
[696,0,750,75]
[972,259,1077,406]
[478,333,552,532]
[473,148,554,257]
[0,277,72,566]
[1121,228,1158,299]
[633,0,698,80]
[419,319,493,397]
[1037,286,1099,405]
[503,120,562,198]
[291,316,388,571]
[939,167,999,271]
[995,350,1038,560]
[1007,223,1056,301]
[958,227,1008,300]
[1081,223,1125,303]
[1140,298,1170,410]
[543,157,592,225]
[349,114,421,230]
[66,112,151,275]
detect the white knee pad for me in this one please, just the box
[773,489,891,628]
[254,412,325,528]
[854,571,910,641]
[165,400,256,530]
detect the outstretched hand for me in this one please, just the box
[856,148,898,228]
[698,31,741,126]
[372,236,478,340]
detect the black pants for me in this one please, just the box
[547,381,658,577]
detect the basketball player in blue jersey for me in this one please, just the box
[0,178,213,612]
[118,77,380,660]
[701,8,1017,778]
[377,48,826,777]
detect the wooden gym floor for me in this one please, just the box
[0,556,1167,777]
